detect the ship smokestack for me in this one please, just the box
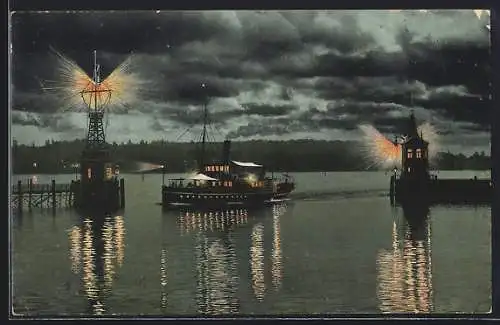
[222,140,231,163]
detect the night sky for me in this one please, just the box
[10,10,491,154]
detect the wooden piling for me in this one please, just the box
[11,180,79,210]
[51,180,56,210]
[70,180,74,207]
[120,178,125,208]
[17,180,23,211]
[389,175,395,206]
[67,183,70,206]
[28,178,33,211]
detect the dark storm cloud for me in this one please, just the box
[458,123,489,132]
[278,41,489,92]
[297,105,405,134]
[243,103,297,117]
[12,91,62,113]
[416,94,489,127]
[312,71,489,128]
[226,113,361,140]
[155,102,297,127]
[165,77,239,104]
[226,118,308,139]
[11,10,491,150]
[11,111,80,132]
[11,11,227,55]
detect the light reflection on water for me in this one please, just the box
[376,205,433,313]
[166,204,287,315]
[271,204,284,291]
[11,174,490,317]
[68,215,126,315]
[250,223,265,301]
[179,209,249,235]
[160,247,168,311]
[193,215,241,315]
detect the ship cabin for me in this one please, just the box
[166,159,270,191]
[201,160,267,188]
[164,139,273,191]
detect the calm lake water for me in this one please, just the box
[11,171,491,316]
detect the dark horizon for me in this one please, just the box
[10,136,494,154]
[11,138,491,174]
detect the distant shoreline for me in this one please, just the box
[12,169,492,176]
[12,139,490,174]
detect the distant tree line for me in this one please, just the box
[11,139,490,174]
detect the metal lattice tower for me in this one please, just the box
[86,111,106,147]
[81,50,112,149]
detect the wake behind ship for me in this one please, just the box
[161,101,295,209]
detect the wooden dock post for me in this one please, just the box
[120,178,125,208]
[389,175,395,206]
[66,182,70,206]
[17,180,23,211]
[10,180,81,210]
[28,178,33,211]
[70,180,74,207]
[51,180,56,210]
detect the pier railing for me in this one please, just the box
[12,182,72,194]
[10,179,75,210]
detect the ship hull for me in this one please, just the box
[161,184,294,209]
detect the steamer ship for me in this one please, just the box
[161,100,295,209]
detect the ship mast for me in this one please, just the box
[200,100,209,168]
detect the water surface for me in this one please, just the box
[11,172,491,316]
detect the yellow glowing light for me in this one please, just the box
[271,206,283,290]
[160,248,168,309]
[194,233,237,315]
[250,223,265,301]
[43,48,144,113]
[68,215,127,315]
[82,220,98,301]
[245,173,257,185]
[81,81,112,111]
[100,55,142,108]
[206,240,233,315]
[103,219,115,291]
[114,216,126,267]
[376,218,433,313]
[68,226,82,274]
[359,124,402,170]
[359,122,440,170]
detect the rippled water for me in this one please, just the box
[11,172,491,316]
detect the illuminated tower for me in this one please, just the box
[82,50,110,149]
[77,51,120,211]
[401,112,430,180]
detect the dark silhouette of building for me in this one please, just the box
[391,112,492,205]
[401,113,430,181]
